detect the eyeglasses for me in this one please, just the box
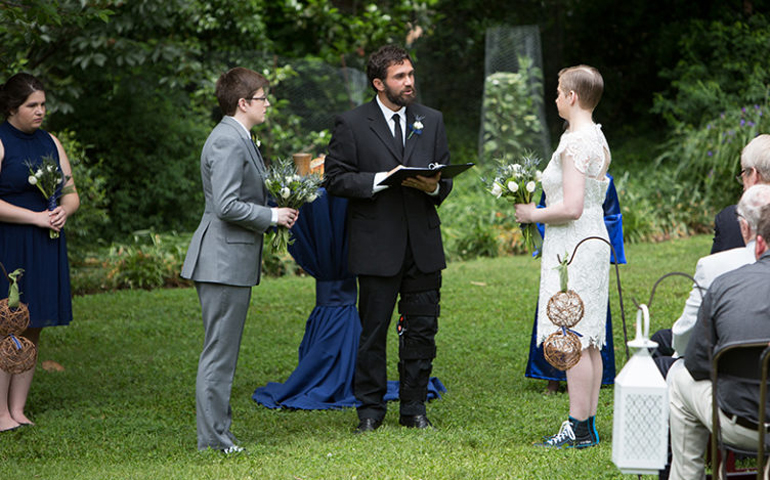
[248,96,268,102]
[736,167,754,184]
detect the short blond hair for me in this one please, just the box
[741,134,770,182]
[558,65,603,110]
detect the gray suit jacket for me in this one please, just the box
[181,116,273,286]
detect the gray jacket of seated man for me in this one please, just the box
[683,249,770,423]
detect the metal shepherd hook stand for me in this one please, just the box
[556,235,631,361]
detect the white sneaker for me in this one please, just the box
[222,445,244,455]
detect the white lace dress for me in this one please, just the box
[536,124,611,349]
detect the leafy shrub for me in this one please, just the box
[440,164,529,261]
[655,102,768,215]
[652,14,770,129]
[480,55,545,162]
[70,231,190,294]
[54,129,110,253]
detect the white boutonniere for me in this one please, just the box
[408,115,425,139]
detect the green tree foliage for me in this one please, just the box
[652,14,770,129]
[1,0,436,240]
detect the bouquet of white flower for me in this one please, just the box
[483,153,544,256]
[264,157,323,253]
[26,155,74,239]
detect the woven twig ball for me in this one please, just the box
[543,330,582,371]
[546,289,584,328]
[0,298,30,336]
[0,335,37,374]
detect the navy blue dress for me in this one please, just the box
[524,174,626,384]
[0,121,72,328]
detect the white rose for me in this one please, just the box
[536,170,543,181]
[413,121,424,130]
[507,181,518,193]
[281,187,290,199]
[491,183,503,198]
[35,170,44,178]
[285,176,293,183]
[28,175,38,185]
[526,181,536,193]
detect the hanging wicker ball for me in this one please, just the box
[0,335,37,374]
[543,330,582,371]
[0,298,30,337]
[546,289,585,328]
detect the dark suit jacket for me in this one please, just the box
[324,99,452,277]
[710,204,745,254]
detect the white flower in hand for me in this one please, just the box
[28,175,38,185]
[281,187,291,199]
[35,169,44,178]
[507,181,518,193]
[307,193,318,203]
[491,182,503,198]
[526,181,536,193]
[536,170,543,182]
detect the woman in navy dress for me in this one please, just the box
[0,73,79,431]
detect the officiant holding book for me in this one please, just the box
[325,44,453,433]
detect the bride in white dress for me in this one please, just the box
[515,65,611,449]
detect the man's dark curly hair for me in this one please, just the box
[366,45,412,92]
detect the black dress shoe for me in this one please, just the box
[354,417,382,434]
[399,414,434,429]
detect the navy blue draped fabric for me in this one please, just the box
[252,188,445,409]
[525,174,626,384]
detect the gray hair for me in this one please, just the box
[741,134,770,182]
[737,184,770,232]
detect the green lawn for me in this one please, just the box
[2,235,713,479]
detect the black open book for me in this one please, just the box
[377,163,475,186]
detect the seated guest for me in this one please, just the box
[710,134,770,254]
[667,204,770,480]
[651,184,770,376]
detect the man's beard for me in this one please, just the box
[384,84,416,107]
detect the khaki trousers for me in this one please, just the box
[668,361,762,480]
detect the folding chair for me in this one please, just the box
[709,340,770,479]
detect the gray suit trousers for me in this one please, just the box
[195,281,252,450]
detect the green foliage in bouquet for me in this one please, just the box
[481,55,545,163]
[264,157,323,253]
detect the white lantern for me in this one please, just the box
[612,305,669,475]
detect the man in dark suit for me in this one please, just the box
[324,45,452,432]
[181,67,297,452]
[710,134,770,253]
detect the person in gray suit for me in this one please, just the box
[181,67,298,453]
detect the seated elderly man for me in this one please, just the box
[652,184,770,376]
[711,133,770,253]
[667,202,770,480]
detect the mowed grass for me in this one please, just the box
[1,235,712,479]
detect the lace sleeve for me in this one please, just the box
[562,133,604,178]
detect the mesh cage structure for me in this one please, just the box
[271,57,369,134]
[479,25,551,164]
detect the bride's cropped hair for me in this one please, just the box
[558,65,603,110]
